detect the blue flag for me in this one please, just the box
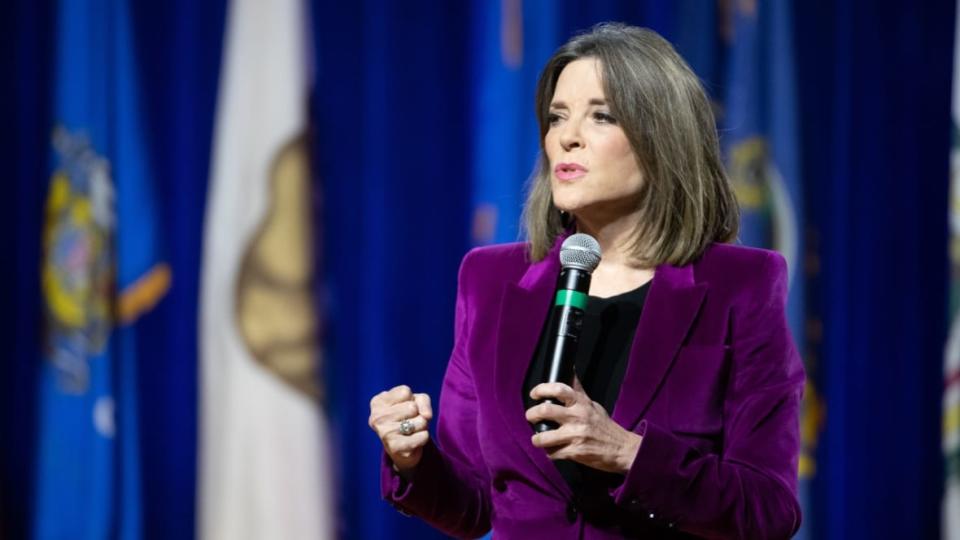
[719,2,818,538]
[468,0,560,245]
[34,0,169,538]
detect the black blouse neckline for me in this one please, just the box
[522,279,652,493]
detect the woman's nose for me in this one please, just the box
[559,119,583,151]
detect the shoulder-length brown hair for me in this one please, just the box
[523,23,739,266]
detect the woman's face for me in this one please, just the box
[545,58,643,223]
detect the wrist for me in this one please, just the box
[618,431,643,473]
[392,458,417,481]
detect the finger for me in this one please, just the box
[544,445,572,461]
[370,401,420,432]
[414,393,433,421]
[385,384,415,403]
[391,415,429,436]
[524,402,570,425]
[531,421,589,449]
[529,382,577,404]
[376,413,423,440]
[387,430,430,457]
[572,375,584,394]
[530,426,573,449]
[386,400,420,422]
[370,385,415,409]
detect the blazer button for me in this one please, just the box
[493,478,507,493]
[565,501,578,523]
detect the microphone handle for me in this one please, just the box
[533,302,585,433]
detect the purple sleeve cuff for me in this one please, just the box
[610,419,653,503]
[380,452,413,505]
[611,419,801,537]
[378,439,492,537]
[609,419,689,528]
[380,440,445,515]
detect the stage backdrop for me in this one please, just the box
[0,1,953,539]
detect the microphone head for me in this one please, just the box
[560,233,601,272]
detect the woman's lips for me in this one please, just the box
[554,162,587,181]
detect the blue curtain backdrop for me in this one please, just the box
[0,1,53,538]
[795,1,952,538]
[313,3,473,537]
[0,1,953,539]
[127,1,226,538]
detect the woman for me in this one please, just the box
[368,23,803,539]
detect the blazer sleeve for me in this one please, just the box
[380,249,493,539]
[610,251,805,539]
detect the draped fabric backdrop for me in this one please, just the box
[0,1,953,539]
[795,2,951,538]
[0,1,53,538]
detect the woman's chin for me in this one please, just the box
[552,197,589,215]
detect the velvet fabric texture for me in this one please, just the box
[381,235,804,539]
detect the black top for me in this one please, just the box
[522,281,651,494]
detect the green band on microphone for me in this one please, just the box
[555,289,587,310]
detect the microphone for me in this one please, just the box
[533,233,602,433]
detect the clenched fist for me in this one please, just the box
[369,385,433,476]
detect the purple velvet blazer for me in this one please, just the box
[381,237,804,539]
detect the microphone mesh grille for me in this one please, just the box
[559,233,602,272]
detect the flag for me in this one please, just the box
[198,0,334,537]
[942,2,960,537]
[469,0,559,245]
[33,0,169,538]
[719,2,819,537]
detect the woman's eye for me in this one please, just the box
[593,111,617,124]
[547,113,562,125]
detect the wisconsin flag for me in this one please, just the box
[33,0,169,538]
[198,0,334,538]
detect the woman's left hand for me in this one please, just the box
[526,377,643,474]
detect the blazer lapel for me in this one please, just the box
[490,238,706,494]
[611,262,707,431]
[492,248,573,498]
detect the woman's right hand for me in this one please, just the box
[369,385,433,476]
